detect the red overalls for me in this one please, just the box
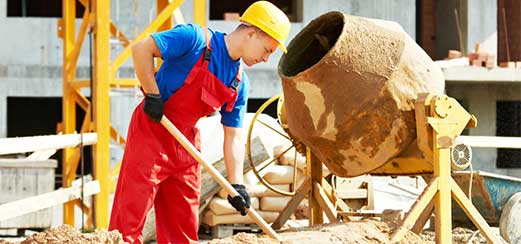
[109,28,242,244]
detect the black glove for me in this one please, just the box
[143,93,163,122]
[227,184,251,216]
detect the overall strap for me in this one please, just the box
[185,27,212,85]
[202,27,212,65]
[229,62,243,91]
[225,63,243,112]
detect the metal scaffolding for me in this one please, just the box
[59,0,206,229]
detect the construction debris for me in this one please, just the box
[0,225,126,244]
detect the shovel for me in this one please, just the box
[160,116,282,241]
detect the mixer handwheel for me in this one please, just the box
[246,95,305,196]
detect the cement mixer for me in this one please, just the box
[278,12,446,178]
[246,12,509,243]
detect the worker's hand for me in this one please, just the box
[227,184,251,216]
[143,93,163,122]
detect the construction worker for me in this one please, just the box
[108,1,290,243]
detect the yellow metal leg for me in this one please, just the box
[434,148,452,244]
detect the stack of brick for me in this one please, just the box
[467,50,496,69]
[202,144,306,227]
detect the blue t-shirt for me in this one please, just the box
[151,24,249,128]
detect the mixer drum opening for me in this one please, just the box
[279,12,343,77]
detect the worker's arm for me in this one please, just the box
[223,125,245,184]
[131,36,163,122]
[131,36,162,94]
[223,125,251,215]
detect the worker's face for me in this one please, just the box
[242,29,279,66]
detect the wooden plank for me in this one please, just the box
[314,182,339,223]
[338,211,383,218]
[366,176,374,210]
[457,136,521,149]
[0,159,57,168]
[211,224,260,239]
[411,198,434,234]
[0,181,100,222]
[309,152,323,225]
[26,149,57,160]
[321,180,352,215]
[0,133,97,155]
[271,178,311,229]
[335,189,368,199]
[200,136,270,203]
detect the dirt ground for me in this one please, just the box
[0,222,491,244]
[208,219,424,244]
[207,220,494,244]
[421,227,488,244]
[0,225,127,244]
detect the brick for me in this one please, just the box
[472,59,483,67]
[468,53,479,64]
[485,60,495,68]
[478,52,488,61]
[448,50,462,59]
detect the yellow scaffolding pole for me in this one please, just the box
[92,0,112,229]
[194,0,206,26]
[60,0,77,226]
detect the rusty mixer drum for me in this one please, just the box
[278,12,445,177]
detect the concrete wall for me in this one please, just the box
[446,82,521,178]
[0,0,417,138]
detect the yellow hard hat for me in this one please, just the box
[239,1,291,53]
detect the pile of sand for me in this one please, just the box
[0,225,127,244]
[209,219,425,244]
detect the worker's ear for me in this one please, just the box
[245,26,257,39]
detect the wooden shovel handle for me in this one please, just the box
[160,116,282,241]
